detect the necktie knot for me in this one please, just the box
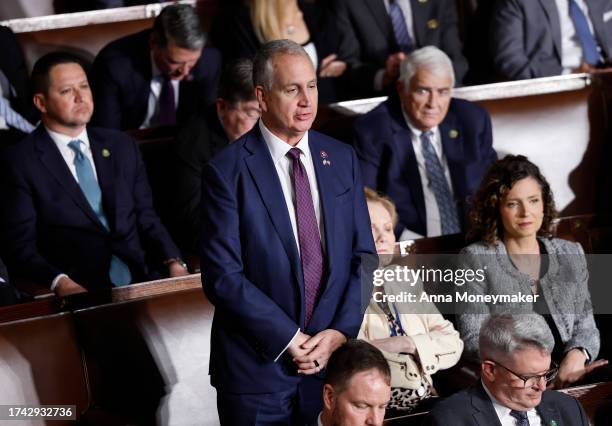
[421,130,434,142]
[287,147,302,162]
[68,140,85,160]
[510,410,529,426]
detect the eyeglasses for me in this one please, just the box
[487,360,559,389]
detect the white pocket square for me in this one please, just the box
[604,10,612,23]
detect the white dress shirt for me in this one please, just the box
[46,127,97,290]
[140,54,180,129]
[259,119,326,361]
[482,380,543,426]
[555,0,600,72]
[400,109,455,239]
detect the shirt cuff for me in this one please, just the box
[274,328,301,362]
[374,69,385,92]
[51,273,68,291]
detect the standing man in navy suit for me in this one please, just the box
[200,40,376,424]
[90,4,221,130]
[0,52,188,297]
[353,47,497,240]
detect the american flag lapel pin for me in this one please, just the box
[320,150,331,166]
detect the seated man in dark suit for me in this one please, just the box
[353,47,497,240]
[334,0,468,98]
[491,0,612,80]
[90,3,221,130]
[424,314,589,425]
[174,58,260,253]
[0,52,188,297]
[0,25,38,143]
[319,339,391,426]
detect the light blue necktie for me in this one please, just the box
[389,0,414,53]
[420,131,461,235]
[568,0,601,65]
[510,409,530,426]
[0,96,34,133]
[68,140,132,286]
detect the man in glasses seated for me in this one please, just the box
[424,314,589,425]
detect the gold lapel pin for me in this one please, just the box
[427,19,438,30]
[102,148,111,158]
[449,129,459,139]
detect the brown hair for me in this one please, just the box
[467,155,557,245]
[364,187,398,227]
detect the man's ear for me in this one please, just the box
[322,384,336,410]
[255,86,267,113]
[481,360,496,382]
[33,93,46,114]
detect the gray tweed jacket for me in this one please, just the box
[456,237,599,361]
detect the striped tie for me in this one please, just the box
[420,131,461,234]
[568,0,601,65]
[389,0,414,53]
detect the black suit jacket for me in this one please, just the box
[424,381,589,425]
[353,96,496,237]
[0,126,181,289]
[90,29,221,130]
[0,256,18,306]
[174,105,229,252]
[0,25,38,138]
[334,0,468,97]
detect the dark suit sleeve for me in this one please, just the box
[439,0,468,84]
[0,154,63,286]
[479,107,497,165]
[90,53,125,129]
[128,138,181,264]
[329,147,376,337]
[334,0,379,96]
[200,161,302,361]
[352,117,381,190]
[491,0,562,80]
[210,3,261,63]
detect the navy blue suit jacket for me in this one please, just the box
[353,97,496,237]
[200,125,376,393]
[423,381,589,425]
[90,30,221,130]
[0,126,180,289]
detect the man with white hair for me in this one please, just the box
[424,314,589,425]
[353,46,497,240]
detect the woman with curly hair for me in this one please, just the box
[457,155,607,388]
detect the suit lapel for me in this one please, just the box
[366,0,395,45]
[89,129,116,231]
[471,383,504,426]
[244,128,303,291]
[308,135,336,281]
[439,110,468,221]
[538,0,563,61]
[35,127,106,230]
[587,0,610,58]
[390,107,427,231]
[410,0,429,45]
[537,396,562,426]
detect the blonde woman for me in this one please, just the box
[360,188,463,416]
[212,0,346,102]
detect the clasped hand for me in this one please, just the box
[288,329,347,375]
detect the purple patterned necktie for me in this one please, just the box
[158,77,176,125]
[287,147,324,327]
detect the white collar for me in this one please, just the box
[481,380,538,421]
[259,119,310,165]
[401,107,438,139]
[45,126,90,149]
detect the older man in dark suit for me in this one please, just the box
[90,3,221,130]
[492,0,612,80]
[0,52,188,297]
[424,314,590,425]
[353,46,496,240]
[334,0,468,98]
[200,40,376,424]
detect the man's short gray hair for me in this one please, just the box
[152,4,205,50]
[479,314,554,362]
[253,39,311,91]
[398,46,455,88]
